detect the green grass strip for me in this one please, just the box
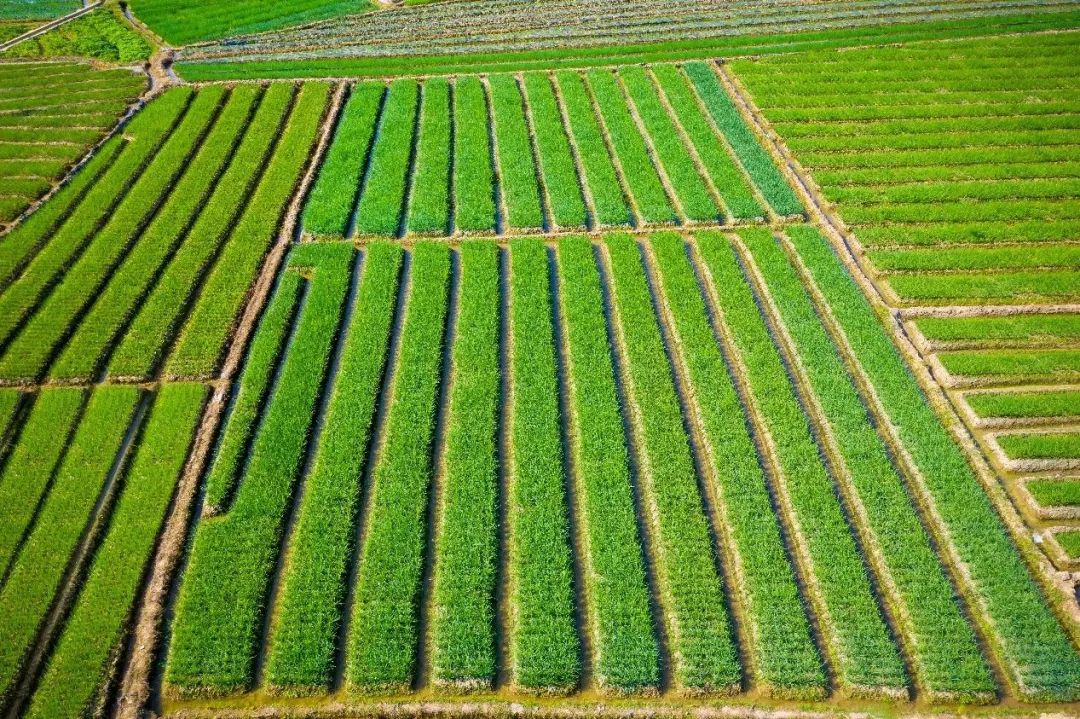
[347,242,450,691]
[915,315,1080,345]
[553,71,632,227]
[742,228,992,700]
[887,270,1080,304]
[967,390,1080,420]
[0,385,139,703]
[788,224,1080,701]
[354,79,418,237]
[650,232,825,697]
[49,86,259,383]
[406,78,451,236]
[0,388,19,442]
[619,66,718,223]
[586,70,676,225]
[683,63,801,216]
[998,433,1080,461]
[506,238,579,692]
[856,220,1080,248]
[106,84,294,382]
[164,82,330,379]
[556,236,659,693]
[1028,480,1080,508]
[0,88,191,355]
[521,73,587,230]
[650,65,762,221]
[26,383,206,719]
[267,243,402,693]
[0,134,124,290]
[938,349,1080,382]
[0,387,83,578]
[488,74,544,231]
[452,76,496,234]
[604,233,739,692]
[0,86,226,382]
[1058,531,1080,559]
[696,230,904,695]
[870,246,1080,274]
[430,241,500,688]
[202,271,303,514]
[166,242,351,697]
[304,82,384,237]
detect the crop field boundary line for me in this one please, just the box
[115,82,347,719]
[1017,477,1080,523]
[714,67,1080,692]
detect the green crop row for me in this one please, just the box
[789,129,1078,154]
[354,80,419,237]
[521,73,587,230]
[775,114,1080,140]
[453,76,496,234]
[587,70,676,225]
[647,233,823,698]
[106,84,294,382]
[347,242,450,691]
[887,270,1080,304]
[166,243,352,697]
[966,390,1080,419]
[831,178,1080,206]
[997,432,1080,461]
[786,224,1080,700]
[406,78,451,236]
[0,86,226,383]
[683,63,802,216]
[620,66,718,223]
[304,82,383,237]
[164,82,330,379]
[1027,480,1080,508]
[0,387,84,578]
[506,239,579,692]
[266,243,402,693]
[939,349,1080,382]
[26,383,206,719]
[802,146,1078,171]
[430,242,500,688]
[202,271,303,514]
[49,86,260,383]
[1,6,151,62]
[1057,532,1080,559]
[916,314,1080,346]
[815,162,1080,188]
[489,74,545,230]
[555,236,659,693]
[0,385,140,703]
[604,234,739,693]
[650,65,762,221]
[552,70,632,227]
[0,88,191,352]
[855,220,1080,247]
[843,199,1080,225]
[696,230,905,696]
[870,246,1080,273]
[740,229,992,700]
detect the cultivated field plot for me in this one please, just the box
[301,63,800,239]
[172,0,1080,80]
[158,230,1080,713]
[0,0,80,21]
[0,81,330,385]
[0,60,145,227]
[729,30,1080,556]
[0,6,151,61]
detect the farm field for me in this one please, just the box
[0,2,1078,719]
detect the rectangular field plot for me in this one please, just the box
[0,61,145,229]
[0,81,332,385]
[300,64,798,240]
[159,229,1079,712]
[0,382,207,719]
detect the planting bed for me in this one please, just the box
[0,6,1078,719]
[0,60,145,228]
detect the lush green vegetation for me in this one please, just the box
[1027,480,1080,508]
[967,390,1080,420]
[2,7,150,61]
[998,433,1080,461]
[0,0,78,20]
[1056,531,1080,559]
